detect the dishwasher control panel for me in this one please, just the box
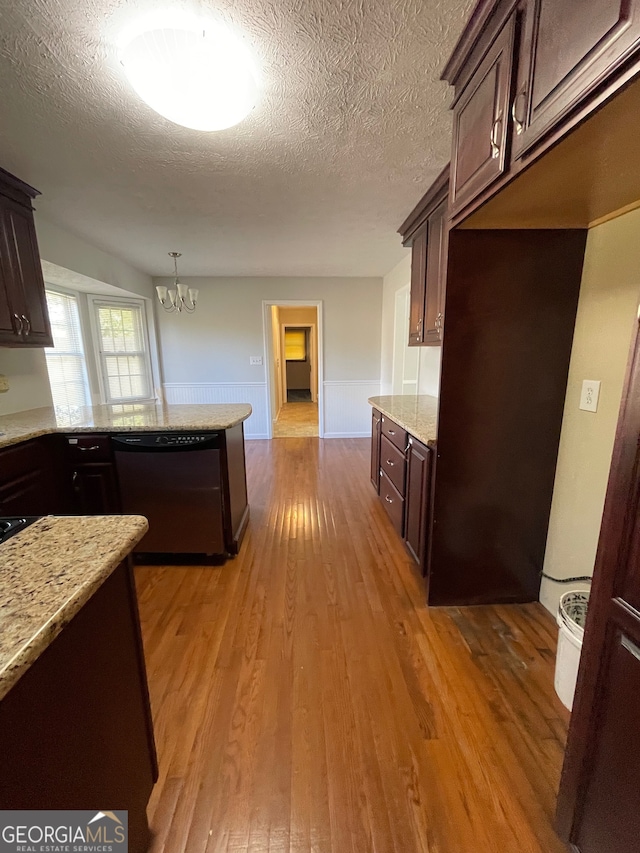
[111,432,221,451]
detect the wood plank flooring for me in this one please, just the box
[135,437,570,853]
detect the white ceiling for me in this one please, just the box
[0,0,473,277]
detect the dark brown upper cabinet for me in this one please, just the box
[399,166,449,347]
[0,168,52,348]
[512,0,640,160]
[449,13,516,216]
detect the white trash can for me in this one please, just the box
[554,590,589,711]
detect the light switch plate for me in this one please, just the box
[250,356,263,366]
[579,379,601,412]
[0,374,9,393]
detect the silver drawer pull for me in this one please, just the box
[388,429,395,435]
[78,445,101,451]
[621,635,640,663]
[385,495,393,504]
[386,459,395,467]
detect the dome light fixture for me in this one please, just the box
[119,11,257,131]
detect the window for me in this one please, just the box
[285,328,308,361]
[91,299,153,403]
[44,289,91,416]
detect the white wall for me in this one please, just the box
[0,216,156,415]
[380,253,442,397]
[541,209,640,614]
[155,276,383,438]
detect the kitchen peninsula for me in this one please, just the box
[0,515,154,852]
[0,402,252,556]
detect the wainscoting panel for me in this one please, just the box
[323,381,381,438]
[162,383,269,439]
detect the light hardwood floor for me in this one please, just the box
[136,437,569,853]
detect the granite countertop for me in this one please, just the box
[368,394,439,445]
[0,402,252,450]
[0,515,149,701]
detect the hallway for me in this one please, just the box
[136,437,569,853]
[273,402,319,437]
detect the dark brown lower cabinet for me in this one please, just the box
[0,562,157,853]
[65,434,121,515]
[404,436,433,573]
[371,411,434,574]
[379,469,405,535]
[73,462,121,514]
[0,435,71,515]
[556,320,640,853]
[370,408,382,492]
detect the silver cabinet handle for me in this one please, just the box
[13,313,23,335]
[435,312,443,333]
[78,445,101,451]
[490,112,503,159]
[385,495,393,503]
[388,429,395,435]
[21,315,30,336]
[386,459,395,467]
[511,84,527,135]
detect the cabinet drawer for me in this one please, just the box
[379,470,405,536]
[380,434,406,495]
[380,416,407,453]
[65,434,112,463]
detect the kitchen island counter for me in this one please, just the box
[0,402,252,450]
[0,514,148,701]
[0,514,156,851]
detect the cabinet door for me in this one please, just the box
[1,196,52,346]
[450,14,516,215]
[557,323,640,853]
[512,0,640,158]
[371,408,382,492]
[0,439,61,515]
[408,227,427,345]
[72,463,121,515]
[404,437,432,570]
[422,200,447,346]
[0,203,21,345]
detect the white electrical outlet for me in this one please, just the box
[579,379,601,412]
[0,374,9,393]
[250,356,263,366]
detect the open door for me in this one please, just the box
[556,313,640,852]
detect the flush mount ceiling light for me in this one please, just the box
[119,11,257,131]
[156,252,198,313]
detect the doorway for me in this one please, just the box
[263,301,323,438]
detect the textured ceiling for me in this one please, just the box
[0,0,474,277]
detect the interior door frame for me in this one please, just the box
[262,300,324,439]
[281,323,316,403]
[392,283,420,395]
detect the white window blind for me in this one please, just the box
[44,289,91,415]
[93,300,153,403]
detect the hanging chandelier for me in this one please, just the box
[156,252,198,313]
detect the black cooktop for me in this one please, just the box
[0,516,39,545]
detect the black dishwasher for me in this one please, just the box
[111,432,225,555]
